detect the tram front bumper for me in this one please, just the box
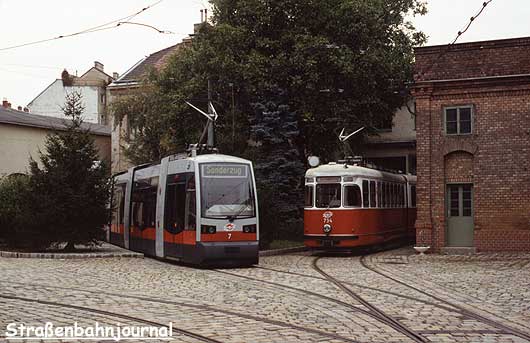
[193,241,259,266]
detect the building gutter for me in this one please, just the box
[415,73,530,84]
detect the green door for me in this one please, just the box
[447,184,474,247]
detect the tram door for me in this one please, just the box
[447,184,474,246]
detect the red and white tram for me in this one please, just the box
[109,153,259,266]
[304,162,416,249]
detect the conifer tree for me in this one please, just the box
[29,91,111,250]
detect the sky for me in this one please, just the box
[1,0,529,108]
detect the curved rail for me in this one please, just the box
[0,293,221,343]
[359,255,530,341]
[0,281,361,343]
[311,256,428,343]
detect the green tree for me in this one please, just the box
[249,88,305,242]
[0,174,34,248]
[114,0,426,162]
[110,0,426,241]
[29,91,111,250]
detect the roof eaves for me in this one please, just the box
[113,57,147,83]
[79,66,114,80]
[27,79,61,107]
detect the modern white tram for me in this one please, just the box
[109,153,259,266]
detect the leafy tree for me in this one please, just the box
[114,0,426,162]
[28,91,111,250]
[110,0,425,241]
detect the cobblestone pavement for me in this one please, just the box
[0,247,529,343]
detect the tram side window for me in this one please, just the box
[344,185,362,207]
[185,176,196,231]
[369,181,376,208]
[381,183,386,208]
[377,182,382,208]
[305,186,314,208]
[388,183,396,207]
[112,185,125,226]
[362,180,369,208]
[383,183,387,208]
[392,184,399,207]
[165,181,186,233]
[118,188,125,224]
[388,183,392,208]
[411,185,417,207]
[399,185,404,208]
[131,178,158,229]
[394,184,399,207]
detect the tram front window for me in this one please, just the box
[316,184,341,208]
[200,164,255,219]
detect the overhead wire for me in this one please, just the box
[414,0,495,81]
[0,0,165,52]
[117,21,174,34]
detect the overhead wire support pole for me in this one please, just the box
[207,79,215,148]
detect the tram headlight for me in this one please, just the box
[323,224,332,234]
[201,225,217,234]
[243,224,256,233]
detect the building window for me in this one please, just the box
[445,106,472,135]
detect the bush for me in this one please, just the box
[0,174,37,248]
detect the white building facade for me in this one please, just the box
[27,62,114,125]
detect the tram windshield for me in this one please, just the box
[200,163,255,219]
[316,183,341,208]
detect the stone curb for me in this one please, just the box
[259,246,308,257]
[0,250,143,259]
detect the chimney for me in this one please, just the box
[23,107,29,113]
[2,99,10,108]
[113,72,119,80]
[94,61,104,72]
[17,106,22,111]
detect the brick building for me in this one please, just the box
[413,37,530,252]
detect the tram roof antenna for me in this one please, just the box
[208,101,219,121]
[339,126,365,142]
[185,101,216,122]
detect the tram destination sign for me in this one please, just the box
[202,164,248,178]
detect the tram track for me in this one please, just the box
[213,269,375,318]
[259,251,530,341]
[359,255,530,342]
[0,293,222,343]
[254,265,462,313]
[0,280,364,343]
[311,256,428,343]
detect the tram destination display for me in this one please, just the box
[202,164,248,178]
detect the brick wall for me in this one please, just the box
[445,151,473,183]
[413,37,530,252]
[415,37,530,82]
